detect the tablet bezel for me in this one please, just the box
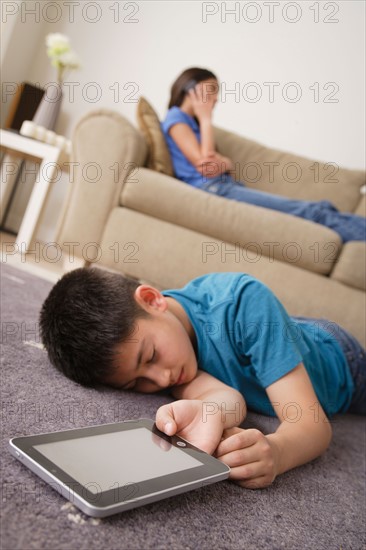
[9,418,230,517]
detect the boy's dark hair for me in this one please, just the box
[39,267,149,387]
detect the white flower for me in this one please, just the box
[44,33,81,83]
[58,51,81,70]
[46,33,70,50]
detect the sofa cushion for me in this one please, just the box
[120,167,342,275]
[354,194,366,217]
[214,127,366,213]
[136,97,174,176]
[100,208,365,348]
[331,242,366,291]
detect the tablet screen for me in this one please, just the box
[34,427,203,493]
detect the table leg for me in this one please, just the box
[0,154,23,227]
[16,150,61,253]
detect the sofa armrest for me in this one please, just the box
[121,168,342,275]
[330,242,366,291]
[55,109,147,251]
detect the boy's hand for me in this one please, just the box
[214,427,280,489]
[155,399,225,455]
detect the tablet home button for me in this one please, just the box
[176,441,186,447]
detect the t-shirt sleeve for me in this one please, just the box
[234,279,310,388]
[161,107,191,134]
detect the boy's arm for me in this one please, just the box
[215,363,332,488]
[265,362,332,473]
[155,370,246,454]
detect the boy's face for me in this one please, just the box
[104,285,198,393]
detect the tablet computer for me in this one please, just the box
[9,418,230,517]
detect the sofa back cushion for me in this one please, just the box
[214,127,365,213]
[136,97,174,176]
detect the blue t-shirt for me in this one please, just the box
[161,106,206,188]
[162,273,354,418]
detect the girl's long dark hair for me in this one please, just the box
[168,67,218,109]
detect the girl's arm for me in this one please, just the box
[168,122,208,167]
[169,85,232,177]
[215,363,333,488]
[187,85,216,156]
[169,123,233,177]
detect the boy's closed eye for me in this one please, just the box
[119,347,157,391]
[121,380,137,391]
[148,348,156,364]
[122,378,164,393]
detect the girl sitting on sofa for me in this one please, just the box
[161,67,365,243]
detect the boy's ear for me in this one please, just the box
[134,285,167,313]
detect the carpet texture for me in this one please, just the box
[1,262,365,550]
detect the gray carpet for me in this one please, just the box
[1,262,365,550]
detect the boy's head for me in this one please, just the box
[40,268,198,391]
[40,268,150,387]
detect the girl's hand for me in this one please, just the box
[189,82,216,122]
[195,153,222,178]
[215,152,233,172]
[156,399,225,455]
[214,427,280,489]
[195,152,234,178]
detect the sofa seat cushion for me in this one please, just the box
[331,242,366,291]
[120,167,341,275]
[136,97,174,176]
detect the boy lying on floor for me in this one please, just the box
[40,269,365,489]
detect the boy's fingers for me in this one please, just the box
[215,429,258,457]
[151,432,171,452]
[222,427,242,438]
[234,473,270,490]
[213,427,240,455]
[155,404,177,436]
[215,446,259,468]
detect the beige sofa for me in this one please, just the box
[56,109,366,346]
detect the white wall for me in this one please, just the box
[1,1,365,239]
[1,1,47,127]
[12,0,365,168]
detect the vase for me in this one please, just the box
[32,82,63,131]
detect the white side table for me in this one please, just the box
[0,129,69,253]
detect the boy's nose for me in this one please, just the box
[150,365,172,388]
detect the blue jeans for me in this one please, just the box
[202,175,366,243]
[294,317,366,415]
